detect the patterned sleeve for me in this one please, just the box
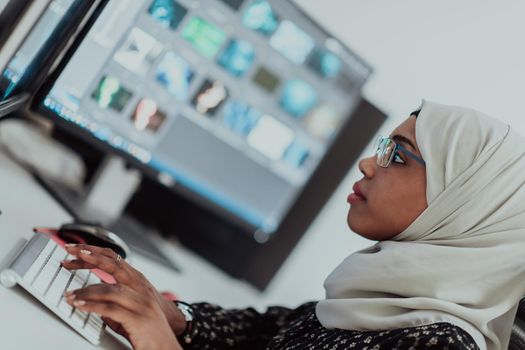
[374,323,480,350]
[179,301,315,350]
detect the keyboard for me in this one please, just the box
[0,233,105,345]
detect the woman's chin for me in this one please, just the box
[347,208,375,240]
[346,209,361,233]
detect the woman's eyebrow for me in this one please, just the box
[392,135,417,151]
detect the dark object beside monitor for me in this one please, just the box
[0,0,33,49]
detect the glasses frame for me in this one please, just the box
[375,136,426,168]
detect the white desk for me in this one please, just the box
[0,151,262,349]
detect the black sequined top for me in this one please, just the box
[179,302,480,349]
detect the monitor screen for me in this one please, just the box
[37,0,372,235]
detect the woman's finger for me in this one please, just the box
[65,284,141,313]
[64,246,132,285]
[64,244,129,273]
[72,300,136,326]
[60,259,97,270]
[65,244,119,259]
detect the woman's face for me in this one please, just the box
[347,115,428,240]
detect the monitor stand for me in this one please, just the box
[32,160,181,272]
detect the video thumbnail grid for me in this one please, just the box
[145,0,348,133]
[89,0,352,173]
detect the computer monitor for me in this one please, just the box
[0,0,383,288]
[33,0,372,239]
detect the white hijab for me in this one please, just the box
[316,100,525,350]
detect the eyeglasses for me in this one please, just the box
[374,136,426,168]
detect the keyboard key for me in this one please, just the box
[49,246,68,265]
[84,319,103,342]
[76,307,89,321]
[67,271,87,293]
[85,328,103,343]
[45,267,73,306]
[41,248,68,296]
[86,271,101,287]
[86,312,104,329]
[23,239,56,283]
[32,248,60,294]
[58,298,74,317]
[75,269,90,282]
[71,309,88,327]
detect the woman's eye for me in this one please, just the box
[393,153,406,164]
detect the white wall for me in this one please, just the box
[261,0,525,306]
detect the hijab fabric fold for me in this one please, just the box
[316,100,525,350]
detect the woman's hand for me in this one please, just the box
[61,244,185,350]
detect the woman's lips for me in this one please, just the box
[347,193,365,203]
[347,183,366,203]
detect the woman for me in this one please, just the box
[60,100,525,350]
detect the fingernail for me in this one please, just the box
[80,249,91,255]
[65,244,76,248]
[64,291,75,300]
[73,300,86,307]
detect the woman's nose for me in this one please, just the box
[358,156,376,179]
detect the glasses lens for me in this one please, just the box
[376,137,395,167]
[375,136,382,156]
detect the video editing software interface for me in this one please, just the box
[18,0,371,235]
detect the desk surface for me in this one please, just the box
[0,151,261,348]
